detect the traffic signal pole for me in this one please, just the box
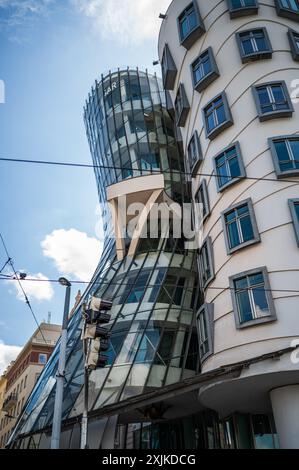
[80,297,112,449]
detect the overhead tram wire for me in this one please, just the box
[1,275,299,295]
[0,233,48,344]
[1,156,299,185]
[0,257,12,275]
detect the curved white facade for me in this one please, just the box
[159,0,299,447]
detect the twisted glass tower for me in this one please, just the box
[8,69,200,449]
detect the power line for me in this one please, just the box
[1,275,299,294]
[0,257,11,275]
[1,156,299,185]
[0,233,48,344]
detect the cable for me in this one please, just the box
[1,275,299,294]
[0,233,48,344]
[0,257,11,275]
[1,156,299,185]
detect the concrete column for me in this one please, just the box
[270,385,299,449]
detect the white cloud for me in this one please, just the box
[0,0,54,40]
[41,229,102,281]
[0,0,53,15]
[72,0,171,44]
[9,273,54,302]
[0,341,22,375]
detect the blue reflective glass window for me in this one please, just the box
[232,0,256,6]
[225,203,254,249]
[135,329,160,363]
[215,145,241,188]
[234,272,270,324]
[274,139,299,172]
[257,84,289,114]
[240,30,269,56]
[281,0,299,11]
[179,3,198,41]
[192,51,212,85]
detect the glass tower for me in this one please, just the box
[8,69,200,449]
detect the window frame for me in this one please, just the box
[236,27,273,64]
[194,178,210,223]
[221,198,261,255]
[288,29,299,61]
[252,81,294,122]
[229,266,277,329]
[188,130,203,175]
[198,236,215,289]
[288,199,299,246]
[202,91,234,141]
[227,0,259,19]
[275,0,299,22]
[177,1,206,50]
[191,47,220,93]
[161,44,178,91]
[268,135,299,178]
[196,303,214,362]
[175,83,190,127]
[213,141,246,192]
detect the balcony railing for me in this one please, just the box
[2,393,18,412]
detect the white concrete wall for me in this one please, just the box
[159,0,299,371]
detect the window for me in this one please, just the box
[198,236,215,288]
[187,131,202,174]
[268,135,299,178]
[166,90,175,119]
[38,354,47,365]
[221,199,260,254]
[227,0,259,19]
[203,92,233,140]
[252,81,294,122]
[213,142,246,192]
[236,28,272,63]
[157,274,185,306]
[161,44,177,90]
[275,0,299,21]
[196,303,214,361]
[289,199,299,246]
[177,2,205,50]
[194,179,210,222]
[288,29,299,61]
[229,267,276,328]
[175,83,190,127]
[191,47,219,93]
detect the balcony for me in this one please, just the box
[2,393,18,412]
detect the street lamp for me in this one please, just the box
[50,277,71,449]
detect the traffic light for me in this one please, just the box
[84,296,112,370]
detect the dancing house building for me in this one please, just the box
[7,69,200,449]
[8,0,299,450]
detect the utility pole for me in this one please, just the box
[80,303,89,449]
[51,277,71,450]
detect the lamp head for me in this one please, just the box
[58,277,71,287]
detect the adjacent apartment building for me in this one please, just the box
[0,323,61,448]
[7,0,299,450]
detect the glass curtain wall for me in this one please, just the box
[8,69,199,449]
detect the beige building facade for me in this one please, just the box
[0,323,61,448]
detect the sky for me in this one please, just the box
[0,0,171,374]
